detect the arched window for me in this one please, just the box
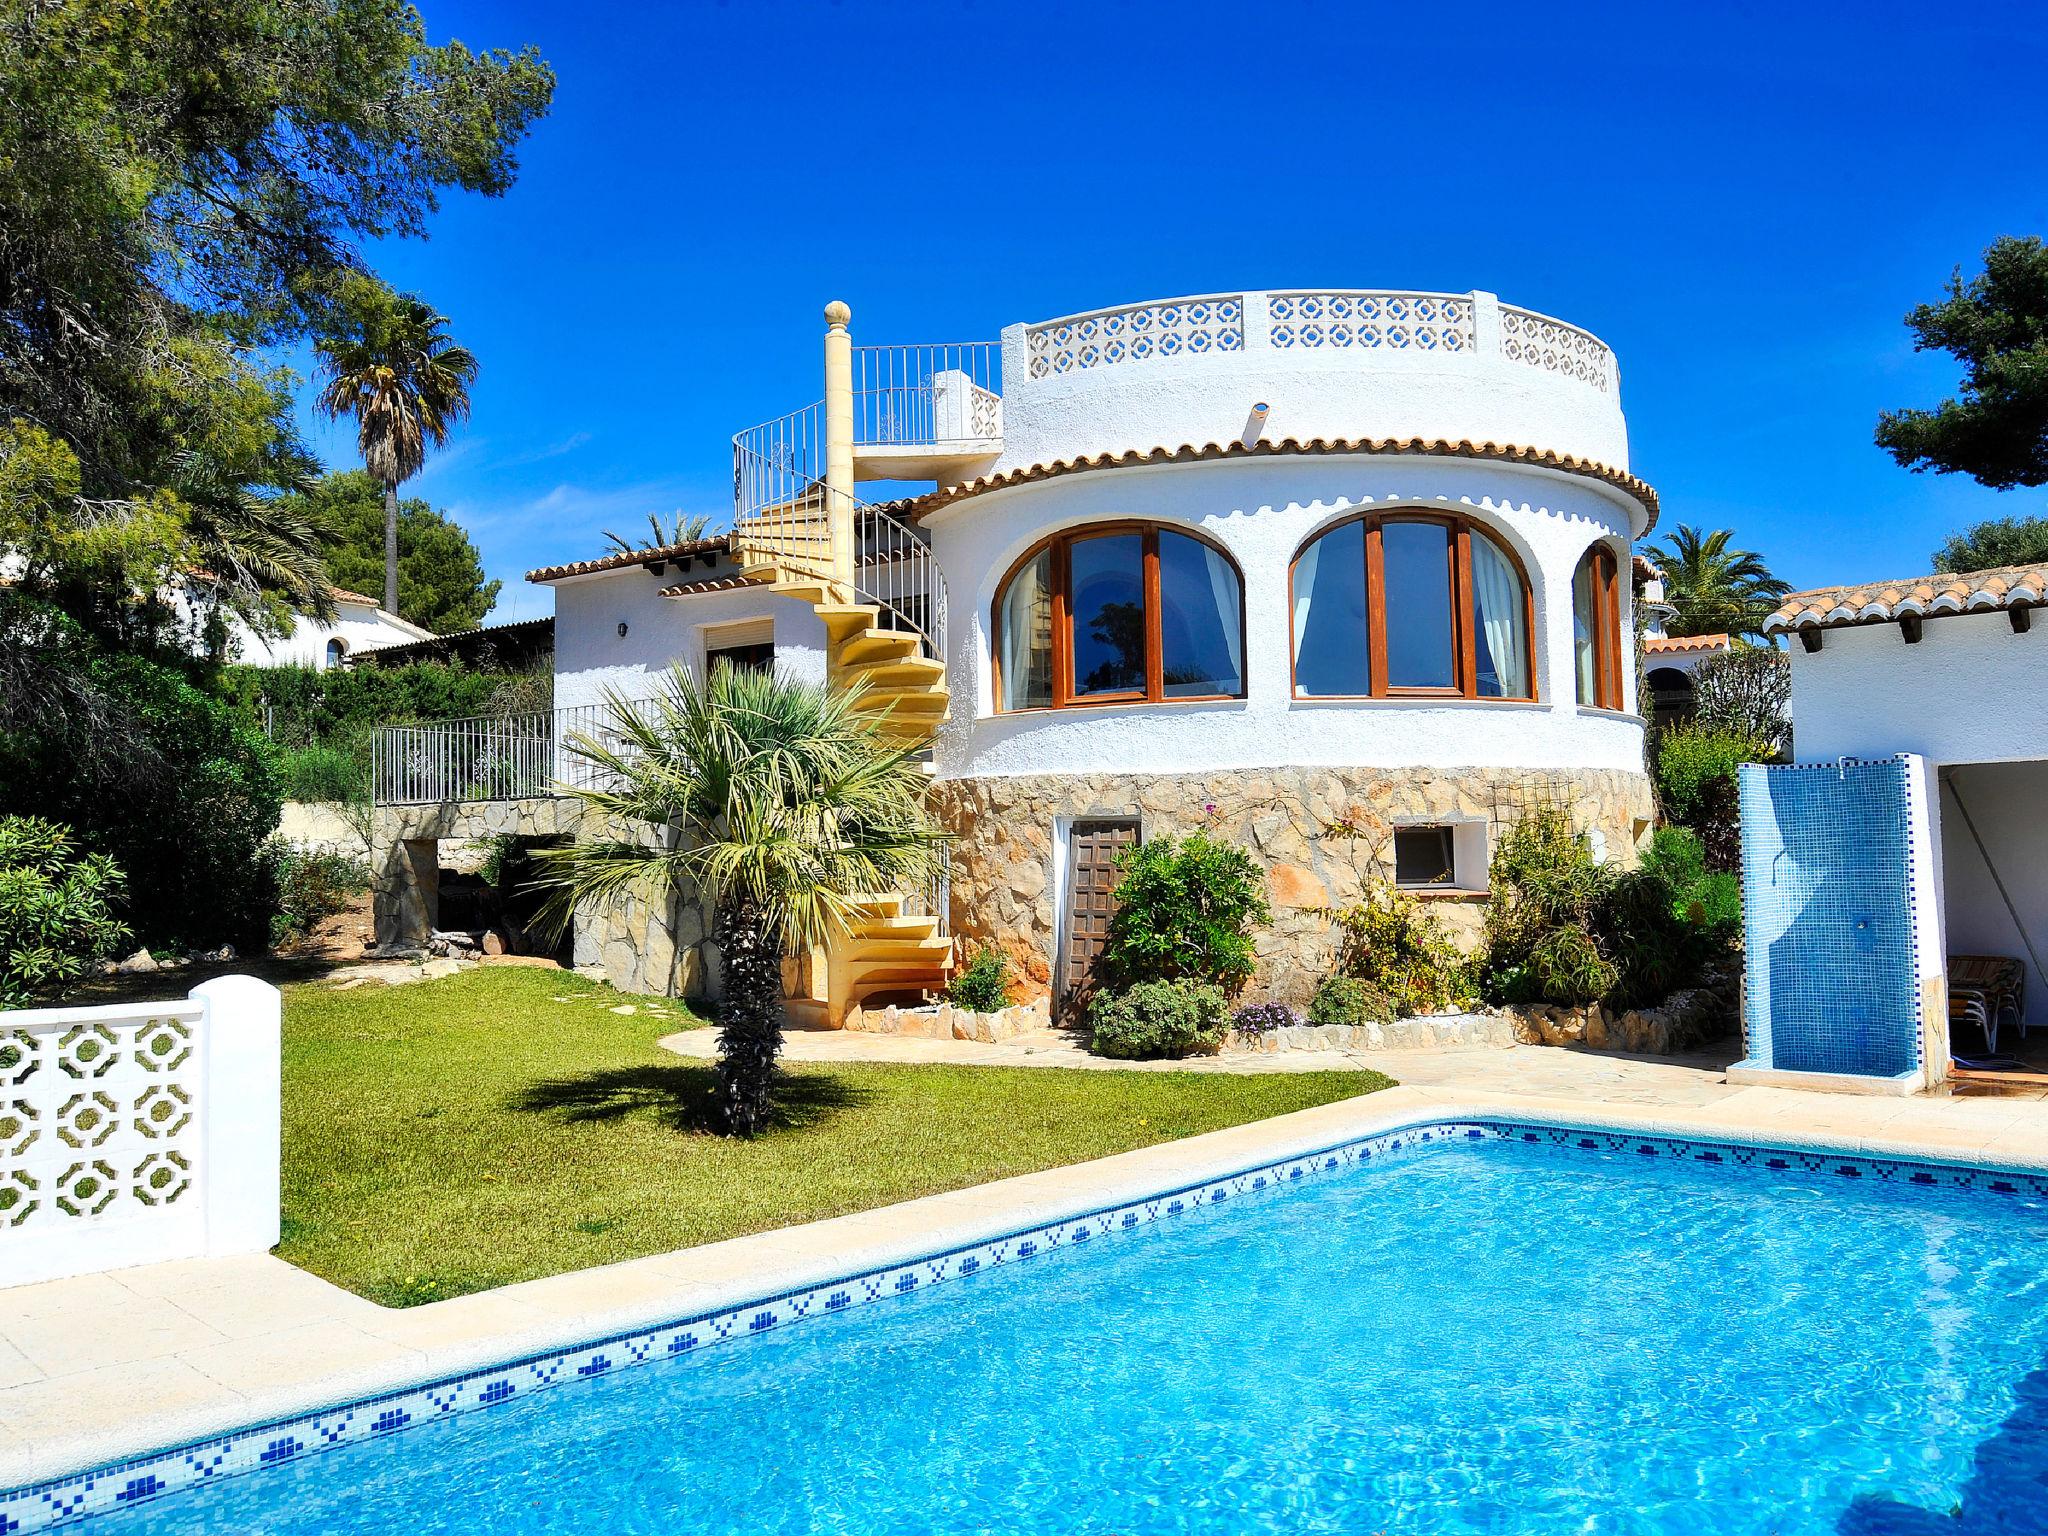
[1289,513,1533,700]
[324,637,348,669]
[994,524,1245,712]
[1572,546,1623,710]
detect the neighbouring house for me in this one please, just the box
[349,615,555,674]
[369,289,1660,1021]
[223,584,433,669]
[1740,564,2048,1093]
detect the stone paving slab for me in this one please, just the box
[5,1047,2048,1492]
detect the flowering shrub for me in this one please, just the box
[1230,1001,1300,1041]
[1328,883,1476,1018]
[1097,832,1271,995]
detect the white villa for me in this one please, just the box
[371,290,1661,1022]
[221,584,431,670]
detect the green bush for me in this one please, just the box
[215,660,502,748]
[1097,832,1272,995]
[1481,807,1736,1011]
[1088,979,1228,1060]
[1328,884,1475,1017]
[0,817,130,1005]
[2,645,282,951]
[944,945,1012,1012]
[1654,723,1764,872]
[266,842,372,948]
[1307,974,1390,1027]
[276,740,370,805]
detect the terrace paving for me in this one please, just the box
[8,1042,2048,1493]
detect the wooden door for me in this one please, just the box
[1060,819,1140,1012]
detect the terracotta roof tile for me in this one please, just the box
[526,535,730,584]
[1642,632,1732,655]
[326,585,380,606]
[656,572,770,599]
[881,437,1659,529]
[1766,564,2048,634]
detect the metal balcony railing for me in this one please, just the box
[851,342,1001,446]
[371,703,654,806]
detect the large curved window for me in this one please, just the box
[1573,545,1624,710]
[994,525,1245,712]
[1289,514,1533,700]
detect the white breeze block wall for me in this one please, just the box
[1789,614,2048,766]
[998,291,1629,474]
[0,976,281,1288]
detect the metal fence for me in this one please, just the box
[371,703,651,806]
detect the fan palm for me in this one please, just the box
[314,295,477,615]
[529,664,947,1136]
[1646,525,1791,640]
[602,510,719,556]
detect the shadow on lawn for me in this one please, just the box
[510,1063,870,1134]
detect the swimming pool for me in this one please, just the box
[16,1119,2048,1533]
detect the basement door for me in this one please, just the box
[1059,819,1140,1013]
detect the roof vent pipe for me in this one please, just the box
[1241,402,1270,449]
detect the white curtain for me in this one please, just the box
[1291,537,1322,669]
[1572,559,1598,704]
[1202,542,1243,690]
[999,552,1051,710]
[1470,533,1528,697]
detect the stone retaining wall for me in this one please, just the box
[930,765,1654,1010]
[1226,1011,1518,1054]
[369,799,718,1000]
[846,996,1051,1043]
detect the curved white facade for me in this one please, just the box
[993,290,1629,476]
[926,453,1642,781]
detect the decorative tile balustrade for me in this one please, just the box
[1268,292,1475,352]
[1026,297,1246,378]
[1498,305,1613,391]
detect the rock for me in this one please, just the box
[419,956,465,980]
[482,929,509,956]
[113,948,158,975]
[608,1004,638,1016]
[478,954,561,969]
[1267,863,1329,910]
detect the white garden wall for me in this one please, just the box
[925,452,1644,780]
[0,977,281,1288]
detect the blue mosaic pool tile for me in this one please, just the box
[11,1117,2048,1534]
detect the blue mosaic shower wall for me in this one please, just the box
[1738,757,1922,1079]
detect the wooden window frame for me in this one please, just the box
[1575,545,1625,712]
[1287,511,1538,702]
[992,523,1248,714]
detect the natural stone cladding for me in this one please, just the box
[929,766,1654,1010]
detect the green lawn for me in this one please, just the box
[280,967,1391,1305]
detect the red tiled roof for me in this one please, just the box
[1766,564,2048,634]
[882,437,1659,528]
[526,535,731,584]
[657,573,770,599]
[1642,632,1732,656]
[327,585,381,606]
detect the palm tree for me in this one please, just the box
[602,510,720,556]
[314,295,477,615]
[169,450,336,629]
[1646,525,1791,640]
[529,665,947,1136]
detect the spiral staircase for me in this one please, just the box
[717,303,1002,1025]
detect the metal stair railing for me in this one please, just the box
[732,413,949,668]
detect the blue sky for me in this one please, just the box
[295,0,2048,624]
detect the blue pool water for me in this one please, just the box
[75,1134,2048,1533]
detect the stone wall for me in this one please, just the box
[930,765,1654,1010]
[369,798,720,1000]
[276,801,372,862]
